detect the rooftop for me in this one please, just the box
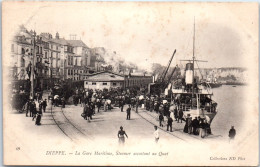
[50,38,71,45]
[67,40,89,48]
[85,71,124,82]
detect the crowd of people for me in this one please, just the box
[67,87,213,139]
[22,98,47,125]
[141,96,213,138]
[12,84,236,143]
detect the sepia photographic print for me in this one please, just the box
[2,2,259,166]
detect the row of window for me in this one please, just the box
[50,44,59,51]
[64,46,73,53]
[68,69,83,75]
[85,82,119,86]
[11,44,43,55]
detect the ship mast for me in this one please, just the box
[192,17,195,98]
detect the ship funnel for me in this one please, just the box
[185,63,193,84]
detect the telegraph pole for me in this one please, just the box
[30,31,36,99]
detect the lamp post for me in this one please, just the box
[30,31,36,99]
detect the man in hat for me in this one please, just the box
[42,99,47,112]
[96,98,102,113]
[118,126,128,145]
[60,96,65,108]
[229,126,236,143]
[167,116,173,132]
[30,100,36,118]
[120,96,125,112]
[178,109,183,123]
[126,105,131,120]
[159,112,164,127]
[31,100,37,121]
[192,117,199,135]
[174,106,178,121]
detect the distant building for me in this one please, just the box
[10,25,33,81]
[84,71,124,90]
[83,71,153,90]
[124,72,153,89]
[49,33,75,81]
[12,25,149,91]
[67,39,90,80]
[10,25,48,90]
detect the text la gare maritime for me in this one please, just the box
[46,151,169,156]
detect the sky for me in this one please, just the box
[3,2,258,71]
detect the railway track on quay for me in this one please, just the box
[50,105,94,143]
[135,109,187,142]
[135,108,206,143]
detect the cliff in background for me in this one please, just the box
[151,63,248,84]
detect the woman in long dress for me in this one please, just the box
[118,126,128,145]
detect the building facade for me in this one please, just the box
[124,74,153,89]
[84,71,124,90]
[10,25,49,90]
[67,40,90,80]
[11,25,153,92]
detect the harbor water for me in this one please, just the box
[210,85,247,139]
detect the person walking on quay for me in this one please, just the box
[42,99,47,112]
[199,119,206,138]
[167,116,173,132]
[163,102,170,117]
[159,112,164,127]
[120,96,125,112]
[192,117,199,135]
[178,109,183,123]
[96,98,102,113]
[35,101,43,125]
[126,105,131,120]
[28,99,34,117]
[130,97,135,108]
[61,97,65,108]
[154,126,160,143]
[188,117,193,134]
[154,102,160,114]
[118,126,128,145]
[107,99,112,110]
[54,95,59,107]
[82,104,91,122]
[228,126,236,143]
[174,106,178,121]
[183,114,190,133]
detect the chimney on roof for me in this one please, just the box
[56,32,59,39]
